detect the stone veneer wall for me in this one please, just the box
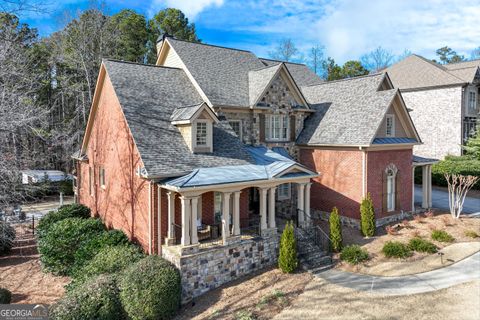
[312,209,413,229]
[162,231,279,304]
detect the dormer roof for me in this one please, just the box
[170,102,219,125]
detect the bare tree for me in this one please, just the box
[445,174,479,218]
[269,38,299,62]
[307,44,325,76]
[360,46,394,72]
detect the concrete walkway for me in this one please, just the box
[414,185,480,214]
[316,252,480,296]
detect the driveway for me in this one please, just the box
[414,185,480,214]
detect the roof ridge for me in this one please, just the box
[174,102,205,109]
[301,72,384,88]
[102,58,182,70]
[168,38,254,54]
[410,54,467,83]
[445,57,480,66]
[259,57,308,66]
[249,63,283,73]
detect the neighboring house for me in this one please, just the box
[386,55,480,159]
[73,35,427,302]
[21,170,70,184]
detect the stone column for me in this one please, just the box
[427,165,433,208]
[222,192,231,244]
[297,183,305,224]
[259,188,268,230]
[167,192,176,240]
[233,191,241,236]
[268,187,276,229]
[190,197,199,245]
[180,196,191,246]
[304,182,311,225]
[422,166,429,209]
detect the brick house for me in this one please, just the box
[73,35,429,301]
[386,55,480,159]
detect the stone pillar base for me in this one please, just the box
[261,227,278,238]
[224,235,242,245]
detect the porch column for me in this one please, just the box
[167,192,175,240]
[190,197,199,245]
[427,165,433,208]
[180,196,191,246]
[422,166,429,209]
[297,183,305,225]
[259,188,268,230]
[233,191,241,236]
[411,166,416,212]
[304,182,311,225]
[222,192,231,244]
[268,187,276,229]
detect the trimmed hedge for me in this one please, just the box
[69,245,144,291]
[38,218,105,275]
[340,245,369,264]
[0,221,16,254]
[119,256,181,320]
[71,229,130,273]
[0,288,12,304]
[50,275,124,320]
[431,230,455,242]
[408,237,437,254]
[382,241,412,258]
[37,204,91,238]
[278,221,298,273]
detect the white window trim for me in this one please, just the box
[193,120,212,151]
[277,183,291,200]
[385,114,395,137]
[229,120,242,140]
[385,164,398,212]
[266,114,289,142]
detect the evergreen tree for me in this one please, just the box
[463,124,480,160]
[360,193,376,237]
[278,221,298,273]
[329,207,343,252]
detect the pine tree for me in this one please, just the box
[278,221,298,273]
[329,207,343,252]
[360,193,376,237]
[463,124,480,160]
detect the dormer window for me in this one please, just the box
[386,114,395,137]
[195,121,208,146]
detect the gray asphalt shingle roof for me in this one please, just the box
[248,64,282,105]
[103,60,252,178]
[166,38,323,106]
[297,73,398,146]
[386,55,472,90]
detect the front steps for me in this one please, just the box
[296,226,334,274]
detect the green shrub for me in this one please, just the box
[50,275,124,320]
[71,229,130,272]
[465,230,479,238]
[37,204,90,238]
[360,193,375,237]
[431,230,455,242]
[0,221,16,254]
[0,288,12,304]
[382,241,412,258]
[278,221,297,273]
[119,256,181,320]
[69,245,144,291]
[408,237,437,253]
[340,245,369,264]
[329,207,343,252]
[38,218,105,275]
[428,156,480,190]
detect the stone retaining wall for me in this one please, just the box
[162,232,279,303]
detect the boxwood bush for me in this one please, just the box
[38,217,105,275]
[69,245,144,291]
[119,256,181,320]
[431,230,455,242]
[408,237,437,253]
[37,204,90,238]
[0,221,15,254]
[50,275,124,320]
[340,245,369,264]
[382,241,412,258]
[0,288,12,304]
[71,229,130,273]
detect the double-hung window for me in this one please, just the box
[99,167,106,188]
[229,120,242,140]
[195,121,208,146]
[468,91,476,113]
[386,169,396,212]
[266,114,289,141]
[385,114,395,137]
[277,183,291,200]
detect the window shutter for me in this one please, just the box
[290,115,296,141]
[259,114,265,142]
[382,171,387,213]
[395,170,401,211]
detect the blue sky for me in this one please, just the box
[18,0,480,63]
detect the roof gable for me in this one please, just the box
[170,102,219,124]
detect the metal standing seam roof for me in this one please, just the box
[161,146,315,188]
[412,155,439,164]
[373,137,418,144]
[170,103,205,122]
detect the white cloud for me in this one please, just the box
[150,0,224,19]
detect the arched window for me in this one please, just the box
[385,164,398,212]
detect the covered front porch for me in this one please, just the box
[412,155,439,211]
